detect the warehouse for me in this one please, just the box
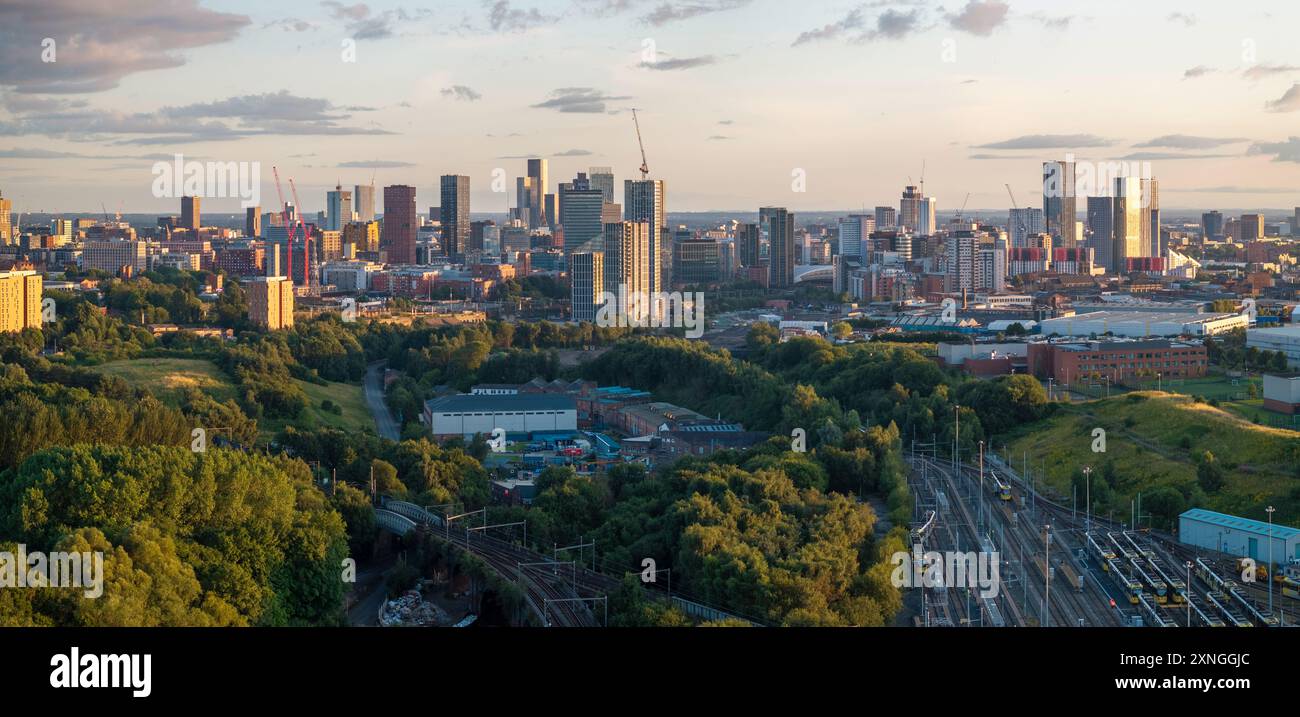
[1248,325,1300,369]
[1179,508,1300,564]
[1038,311,1246,338]
[423,394,577,439]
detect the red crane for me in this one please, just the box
[288,177,308,289]
[270,166,300,286]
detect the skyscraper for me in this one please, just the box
[1008,207,1045,247]
[0,191,11,245]
[354,184,375,222]
[440,175,470,258]
[559,173,605,253]
[1043,160,1077,247]
[383,185,417,265]
[1112,177,1144,273]
[326,184,352,231]
[1087,196,1114,271]
[918,197,937,236]
[837,215,873,258]
[624,179,667,292]
[603,221,652,323]
[764,207,795,288]
[900,185,924,232]
[181,195,201,230]
[1294,208,1300,238]
[570,252,604,323]
[1201,211,1223,243]
[245,206,261,238]
[526,158,548,228]
[736,223,761,268]
[945,231,977,294]
[1238,213,1264,243]
[874,206,897,231]
[1144,178,1161,256]
[589,167,615,203]
[247,276,294,330]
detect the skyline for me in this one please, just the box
[2,0,1300,213]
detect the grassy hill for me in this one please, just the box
[97,357,374,438]
[1002,391,1300,528]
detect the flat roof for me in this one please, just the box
[1180,508,1299,541]
[424,394,575,413]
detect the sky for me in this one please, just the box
[2,0,1300,217]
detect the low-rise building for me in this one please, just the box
[423,393,577,439]
[1028,338,1207,385]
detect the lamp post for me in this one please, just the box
[1082,466,1092,534]
[1185,561,1192,626]
[1267,505,1276,616]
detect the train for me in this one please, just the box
[990,471,1011,501]
[1087,533,1116,572]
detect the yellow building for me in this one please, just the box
[0,270,42,333]
[343,220,380,253]
[246,276,294,330]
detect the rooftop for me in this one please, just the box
[424,394,576,413]
[1181,508,1299,541]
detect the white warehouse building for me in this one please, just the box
[1038,311,1246,338]
[423,394,577,439]
[1180,508,1300,565]
[1248,326,1300,369]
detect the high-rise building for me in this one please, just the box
[624,179,667,292]
[764,207,795,288]
[1144,178,1161,255]
[838,215,874,258]
[1238,213,1264,243]
[602,221,651,323]
[0,191,11,245]
[1294,208,1300,238]
[326,184,353,231]
[570,252,604,323]
[560,173,606,254]
[736,223,761,268]
[247,276,294,330]
[874,206,897,231]
[589,167,615,203]
[1087,196,1114,272]
[245,206,261,238]
[945,231,977,294]
[84,240,148,275]
[516,158,547,229]
[1008,207,1045,247]
[673,236,721,286]
[0,270,42,333]
[900,185,928,232]
[181,195,201,230]
[918,197,937,236]
[1201,211,1223,242]
[978,239,1007,293]
[1112,177,1144,273]
[1042,160,1077,247]
[354,184,375,222]
[440,175,470,258]
[383,185,417,264]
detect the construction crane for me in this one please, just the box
[101,203,110,224]
[1005,183,1028,240]
[631,108,650,180]
[954,192,971,221]
[289,177,309,290]
[271,166,300,286]
[919,160,926,196]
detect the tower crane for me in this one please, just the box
[271,166,301,286]
[289,177,309,289]
[954,192,971,222]
[631,108,650,180]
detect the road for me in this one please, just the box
[365,361,402,441]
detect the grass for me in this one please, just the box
[1002,391,1300,527]
[97,358,238,407]
[98,357,375,438]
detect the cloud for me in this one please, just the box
[718,119,734,125]
[0,0,250,94]
[1167,12,1196,26]
[1133,135,1248,149]
[792,8,865,46]
[1265,84,1300,113]
[1183,65,1215,79]
[1244,64,1300,81]
[322,2,432,39]
[265,18,317,32]
[0,147,176,161]
[554,148,593,156]
[338,160,417,168]
[642,1,753,27]
[974,134,1115,150]
[1029,13,1073,30]
[1117,152,1234,161]
[1164,185,1297,194]
[707,135,731,141]
[441,85,483,101]
[640,55,718,70]
[1249,137,1300,162]
[946,1,1008,37]
[531,87,631,113]
[873,8,923,39]
[485,1,559,32]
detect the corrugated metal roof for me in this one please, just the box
[1180,508,1299,540]
[425,394,576,412]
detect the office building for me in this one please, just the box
[1028,339,1208,384]
[1202,211,1224,242]
[837,214,874,258]
[570,251,604,323]
[764,207,796,288]
[624,179,667,292]
[1009,207,1045,247]
[0,270,42,333]
[737,223,761,268]
[247,276,294,330]
[673,236,721,286]
[383,185,417,264]
[589,167,615,203]
[326,184,352,231]
[1043,159,1076,247]
[874,206,897,231]
[245,206,261,238]
[181,196,200,230]
[559,173,606,253]
[440,175,470,258]
[354,184,375,222]
[1237,213,1264,243]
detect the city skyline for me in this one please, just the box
[1,0,1300,214]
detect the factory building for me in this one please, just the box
[1179,508,1300,564]
[423,394,577,439]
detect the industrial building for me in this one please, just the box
[1038,311,1246,338]
[1248,326,1300,369]
[1262,373,1300,414]
[423,394,577,439]
[1028,339,1207,384]
[1179,508,1300,564]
